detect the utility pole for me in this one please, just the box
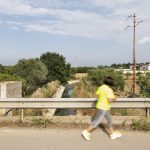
[126,14,143,96]
[133,14,136,96]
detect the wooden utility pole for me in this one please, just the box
[132,14,136,96]
[126,14,143,96]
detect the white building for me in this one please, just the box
[130,64,150,72]
[139,64,150,71]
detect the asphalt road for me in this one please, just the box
[0,128,149,150]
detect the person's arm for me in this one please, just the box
[107,88,116,102]
[96,87,100,100]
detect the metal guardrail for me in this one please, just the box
[0,98,150,109]
[0,98,150,118]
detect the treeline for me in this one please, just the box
[111,62,150,69]
[71,67,95,73]
[71,65,111,73]
[0,52,72,96]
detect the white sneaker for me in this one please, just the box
[110,131,122,140]
[82,130,91,141]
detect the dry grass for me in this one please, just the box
[32,80,60,98]
[73,79,96,98]
[74,73,88,80]
[72,79,97,116]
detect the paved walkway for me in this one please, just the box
[0,128,149,150]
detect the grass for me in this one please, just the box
[74,73,88,80]
[111,109,145,116]
[72,78,96,98]
[31,118,53,128]
[32,80,60,98]
[132,118,150,131]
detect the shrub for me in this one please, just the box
[88,68,125,91]
[13,58,48,95]
[138,73,150,97]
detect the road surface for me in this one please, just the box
[0,128,149,150]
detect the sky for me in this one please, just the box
[0,0,150,67]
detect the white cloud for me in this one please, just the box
[4,15,126,40]
[0,0,50,16]
[139,37,150,44]
[92,0,135,8]
[0,0,150,41]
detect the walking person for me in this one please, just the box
[82,76,122,140]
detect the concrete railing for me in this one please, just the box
[0,98,150,117]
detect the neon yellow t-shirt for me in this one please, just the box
[96,84,115,110]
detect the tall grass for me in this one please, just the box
[73,78,96,98]
[72,78,97,116]
[32,80,60,98]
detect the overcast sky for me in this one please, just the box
[0,0,150,67]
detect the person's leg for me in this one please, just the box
[86,109,105,133]
[104,110,114,135]
[105,111,122,139]
[82,109,106,140]
[86,125,95,133]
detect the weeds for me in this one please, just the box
[32,80,60,98]
[31,118,53,128]
[132,119,150,131]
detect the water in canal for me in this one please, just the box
[54,83,77,116]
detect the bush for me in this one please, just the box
[13,58,48,95]
[138,73,150,97]
[88,68,125,91]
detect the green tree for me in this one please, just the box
[3,65,15,75]
[138,73,150,97]
[88,68,124,91]
[40,52,71,83]
[0,64,5,73]
[13,58,48,95]
[0,73,21,82]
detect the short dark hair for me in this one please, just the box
[103,76,114,86]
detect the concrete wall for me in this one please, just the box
[0,81,22,115]
[43,85,65,117]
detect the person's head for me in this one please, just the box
[103,76,114,86]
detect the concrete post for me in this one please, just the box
[0,81,22,116]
